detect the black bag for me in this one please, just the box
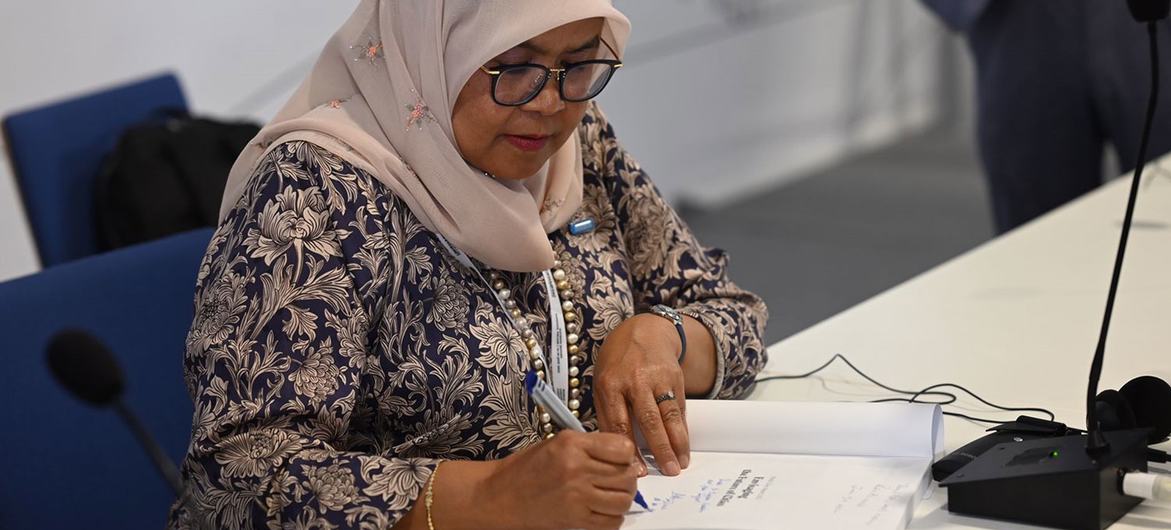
[95,111,260,250]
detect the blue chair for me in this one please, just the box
[0,228,211,530]
[2,73,188,267]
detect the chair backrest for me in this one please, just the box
[2,73,188,267]
[0,228,211,530]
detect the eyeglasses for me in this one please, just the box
[478,39,623,106]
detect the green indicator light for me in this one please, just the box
[1050,451,1059,458]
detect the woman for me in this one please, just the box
[172,1,766,529]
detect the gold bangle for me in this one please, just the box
[425,462,441,530]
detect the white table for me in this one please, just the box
[749,158,1171,529]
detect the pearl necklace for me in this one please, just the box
[488,259,584,438]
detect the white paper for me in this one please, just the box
[682,400,943,459]
[623,401,942,530]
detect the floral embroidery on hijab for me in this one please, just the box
[404,91,436,131]
[351,37,384,64]
[541,197,566,214]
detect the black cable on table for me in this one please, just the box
[755,353,1056,426]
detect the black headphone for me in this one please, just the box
[1095,375,1171,444]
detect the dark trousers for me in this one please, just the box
[967,1,1171,233]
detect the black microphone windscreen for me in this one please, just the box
[1119,376,1171,443]
[1128,0,1171,22]
[46,329,125,406]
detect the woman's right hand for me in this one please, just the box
[481,430,641,530]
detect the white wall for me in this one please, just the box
[601,0,945,206]
[0,0,945,282]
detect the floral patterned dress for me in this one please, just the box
[169,104,767,529]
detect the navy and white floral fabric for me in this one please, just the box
[169,104,767,529]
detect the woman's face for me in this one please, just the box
[452,18,607,181]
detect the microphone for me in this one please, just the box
[46,329,210,529]
[1084,0,1171,457]
[47,329,184,494]
[939,4,1171,529]
[1128,0,1171,22]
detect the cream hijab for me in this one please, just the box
[220,0,631,272]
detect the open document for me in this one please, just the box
[623,401,943,530]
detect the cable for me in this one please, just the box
[756,353,957,403]
[755,353,1056,426]
[910,383,1055,420]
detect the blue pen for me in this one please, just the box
[525,371,650,511]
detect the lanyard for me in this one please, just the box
[541,271,569,402]
[436,236,570,404]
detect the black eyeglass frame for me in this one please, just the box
[478,39,624,106]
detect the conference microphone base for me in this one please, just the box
[940,429,1150,530]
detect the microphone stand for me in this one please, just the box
[112,399,184,495]
[111,400,213,530]
[1085,20,1160,455]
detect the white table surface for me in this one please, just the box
[747,158,1171,529]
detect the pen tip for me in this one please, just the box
[524,370,537,394]
[635,491,649,511]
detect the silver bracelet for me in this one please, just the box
[649,304,686,364]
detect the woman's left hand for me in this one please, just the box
[594,313,689,477]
